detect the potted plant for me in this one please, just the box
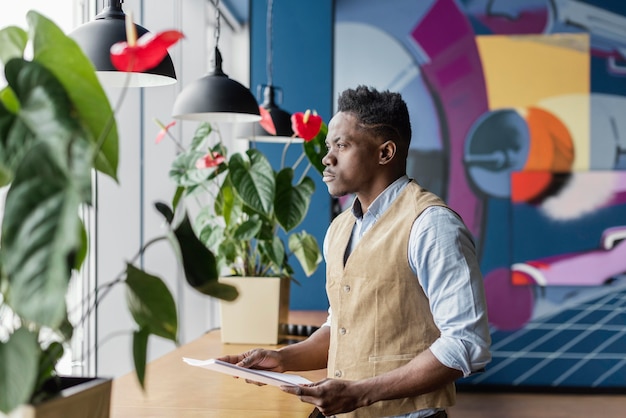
[156,108,327,344]
[0,11,236,416]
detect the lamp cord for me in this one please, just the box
[266,0,274,87]
[213,0,221,47]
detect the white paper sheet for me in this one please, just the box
[183,357,313,387]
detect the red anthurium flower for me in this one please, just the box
[196,152,226,169]
[110,15,184,73]
[291,109,322,142]
[259,106,276,135]
[155,120,176,144]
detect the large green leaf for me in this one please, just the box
[1,143,85,327]
[0,58,92,328]
[27,11,118,180]
[132,328,150,390]
[154,202,239,301]
[0,58,93,198]
[289,231,322,277]
[275,168,315,232]
[0,59,63,186]
[125,264,178,341]
[0,328,39,414]
[229,149,275,215]
[0,26,27,66]
[0,102,25,187]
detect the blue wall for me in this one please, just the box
[249,0,334,310]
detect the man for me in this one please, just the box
[219,86,491,417]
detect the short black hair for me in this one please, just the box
[337,85,412,150]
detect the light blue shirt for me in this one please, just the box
[322,176,491,418]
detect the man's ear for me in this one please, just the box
[379,140,397,165]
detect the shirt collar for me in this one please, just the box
[351,175,410,220]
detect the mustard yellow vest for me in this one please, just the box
[325,181,456,418]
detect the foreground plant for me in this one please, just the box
[0,11,235,414]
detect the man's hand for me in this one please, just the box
[219,348,284,371]
[218,349,285,385]
[217,326,331,387]
[281,378,368,417]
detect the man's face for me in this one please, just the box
[322,112,383,197]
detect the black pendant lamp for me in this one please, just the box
[172,0,260,123]
[258,84,294,139]
[239,0,295,142]
[258,0,294,139]
[69,0,177,88]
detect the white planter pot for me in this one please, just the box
[218,276,290,345]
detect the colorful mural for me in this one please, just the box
[335,0,626,390]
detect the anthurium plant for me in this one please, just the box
[156,108,327,280]
[0,11,236,414]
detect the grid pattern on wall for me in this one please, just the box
[459,277,626,390]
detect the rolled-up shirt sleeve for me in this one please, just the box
[410,206,491,377]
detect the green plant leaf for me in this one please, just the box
[0,26,27,66]
[125,264,178,341]
[189,122,213,150]
[0,57,94,197]
[0,328,39,414]
[57,315,75,343]
[73,217,89,270]
[198,222,224,251]
[0,85,19,114]
[169,150,211,187]
[289,231,322,277]
[0,100,16,187]
[0,57,92,328]
[229,149,275,215]
[2,144,88,327]
[154,202,239,301]
[215,177,243,228]
[275,169,316,232]
[39,342,64,379]
[233,217,262,241]
[27,10,118,180]
[217,238,240,272]
[303,122,328,176]
[0,165,10,186]
[30,341,65,405]
[132,328,150,390]
[260,236,286,273]
[0,60,58,186]
[171,185,185,210]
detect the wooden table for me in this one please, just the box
[112,311,626,417]
[111,311,328,417]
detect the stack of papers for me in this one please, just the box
[183,357,312,387]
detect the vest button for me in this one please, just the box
[339,327,347,335]
[343,285,351,293]
[334,370,342,378]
